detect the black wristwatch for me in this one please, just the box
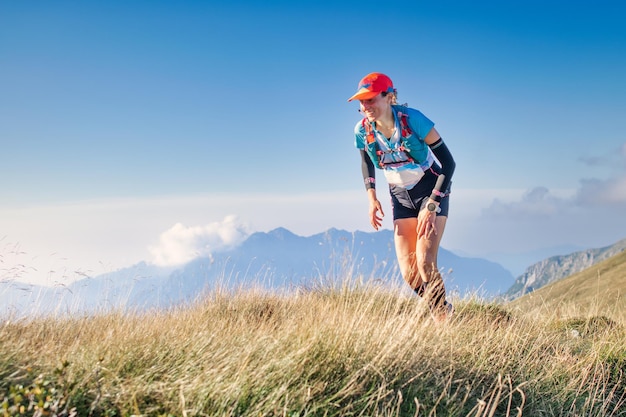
[426,202,441,214]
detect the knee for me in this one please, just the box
[396,253,421,288]
[397,252,417,270]
[416,254,438,278]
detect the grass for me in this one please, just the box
[1,276,625,417]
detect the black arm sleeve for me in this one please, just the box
[429,138,455,200]
[360,150,376,190]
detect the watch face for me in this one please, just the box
[427,202,440,213]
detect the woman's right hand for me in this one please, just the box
[369,198,384,230]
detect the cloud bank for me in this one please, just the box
[148,215,250,267]
[485,142,626,218]
[467,143,626,254]
[575,142,626,206]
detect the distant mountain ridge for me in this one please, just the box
[503,238,626,300]
[508,248,626,319]
[157,227,514,306]
[0,228,514,317]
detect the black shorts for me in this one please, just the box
[389,166,450,220]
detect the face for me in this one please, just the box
[359,93,391,122]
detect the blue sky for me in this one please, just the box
[2,0,625,284]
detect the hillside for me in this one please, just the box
[508,249,626,321]
[1,284,625,416]
[504,238,626,300]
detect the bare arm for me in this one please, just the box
[360,150,384,230]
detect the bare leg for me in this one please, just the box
[417,215,448,312]
[394,216,450,314]
[393,217,420,290]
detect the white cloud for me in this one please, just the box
[461,159,626,256]
[483,146,626,220]
[148,215,251,267]
[485,187,564,219]
[575,176,626,206]
[579,142,626,169]
[575,142,626,206]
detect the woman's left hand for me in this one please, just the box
[417,209,437,240]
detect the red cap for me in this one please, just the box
[347,72,394,102]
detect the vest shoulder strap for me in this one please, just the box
[361,118,376,144]
[395,107,413,138]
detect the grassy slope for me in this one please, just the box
[0,280,624,416]
[508,250,626,322]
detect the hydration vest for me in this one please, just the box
[361,105,429,169]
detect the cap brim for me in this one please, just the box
[347,89,379,102]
